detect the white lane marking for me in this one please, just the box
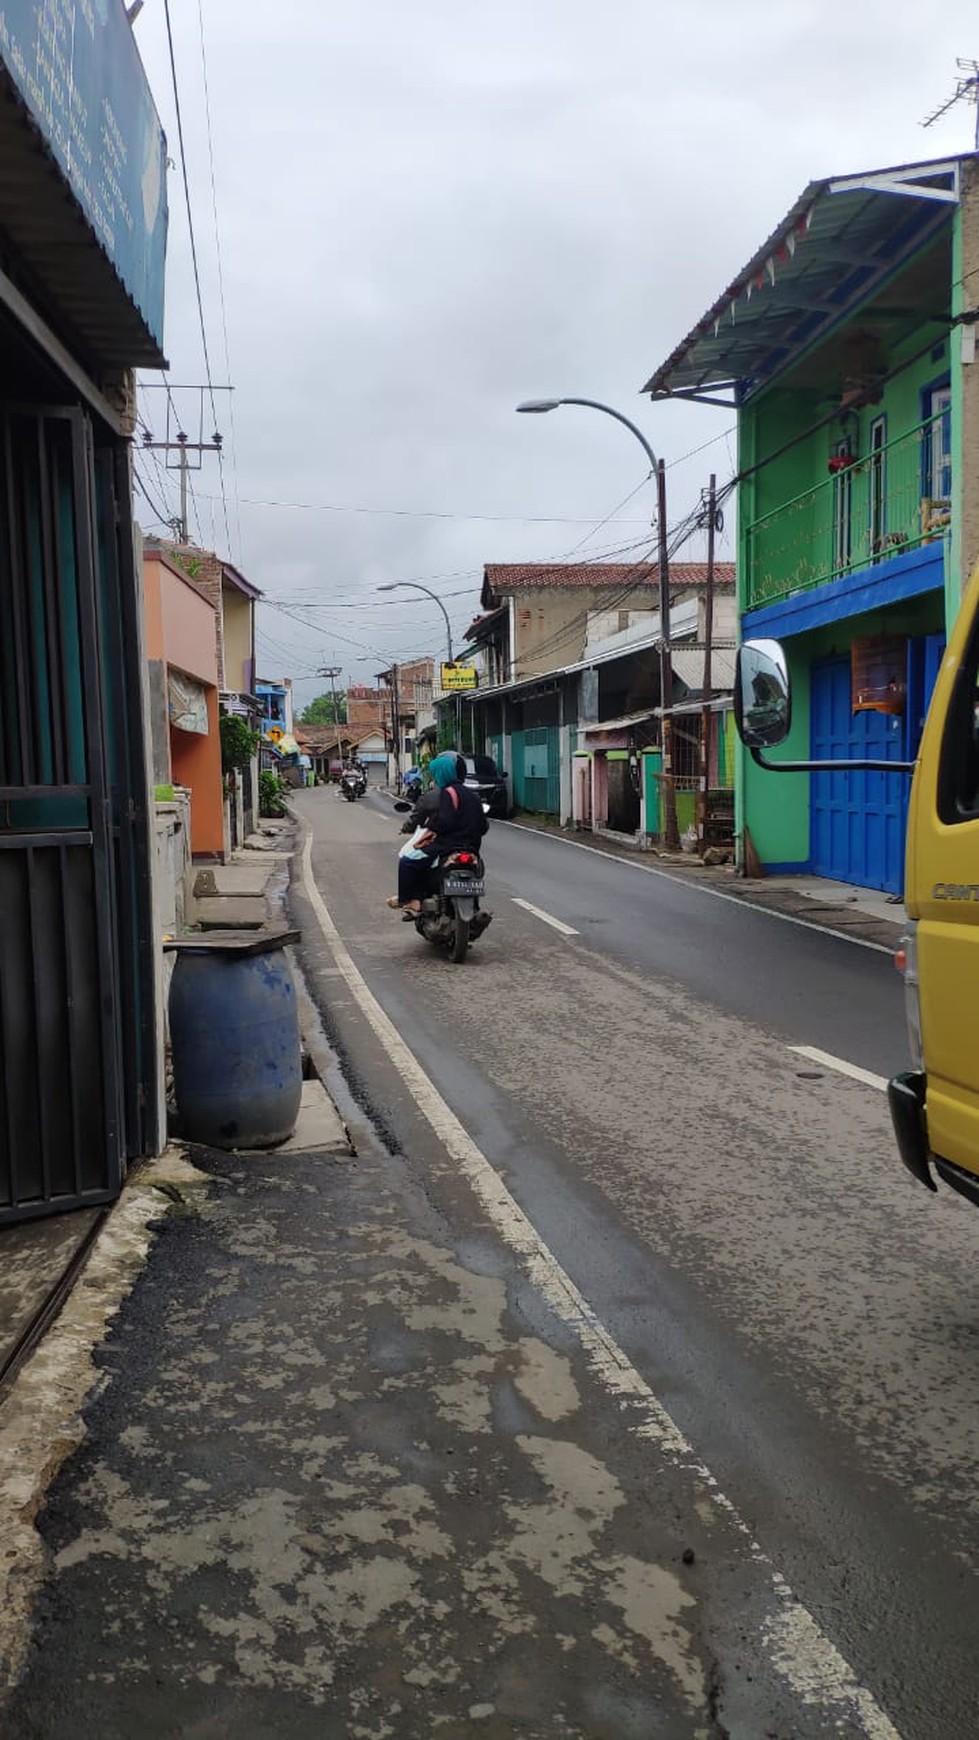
[498,820,895,956]
[511,896,579,937]
[299,821,902,1739]
[789,1045,888,1093]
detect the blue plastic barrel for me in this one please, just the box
[168,932,302,1149]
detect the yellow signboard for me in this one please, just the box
[440,662,478,692]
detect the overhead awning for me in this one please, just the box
[0,24,167,370]
[641,155,960,407]
[580,709,658,737]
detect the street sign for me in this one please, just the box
[441,662,478,692]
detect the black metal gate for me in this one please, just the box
[0,403,153,1222]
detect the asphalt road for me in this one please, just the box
[290,786,979,1740]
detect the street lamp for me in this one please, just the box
[515,395,679,849]
[378,579,459,753]
[377,581,453,664]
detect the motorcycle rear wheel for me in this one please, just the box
[449,911,469,964]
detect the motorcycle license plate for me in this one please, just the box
[443,877,484,897]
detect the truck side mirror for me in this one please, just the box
[735,639,792,748]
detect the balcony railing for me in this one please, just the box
[744,414,950,613]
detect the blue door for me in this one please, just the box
[810,657,908,893]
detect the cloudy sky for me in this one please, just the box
[131,0,978,711]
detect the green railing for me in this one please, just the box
[744,414,950,612]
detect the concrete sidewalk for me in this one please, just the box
[0,817,315,1401]
[0,1133,824,1739]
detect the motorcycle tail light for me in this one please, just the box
[458,853,473,864]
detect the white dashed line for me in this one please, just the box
[511,896,579,936]
[498,820,896,955]
[788,1045,888,1093]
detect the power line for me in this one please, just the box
[191,488,652,526]
[195,0,237,560]
[267,536,661,617]
[563,471,652,556]
[133,460,176,531]
[158,0,235,559]
[162,0,218,428]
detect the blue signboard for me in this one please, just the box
[0,0,167,347]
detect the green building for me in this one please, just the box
[644,153,979,894]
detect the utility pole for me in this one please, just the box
[696,474,717,859]
[317,664,343,724]
[390,664,402,787]
[656,459,680,851]
[317,664,344,764]
[139,384,230,543]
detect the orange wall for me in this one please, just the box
[170,689,224,858]
[144,553,219,684]
[145,553,224,859]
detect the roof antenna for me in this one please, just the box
[922,59,979,149]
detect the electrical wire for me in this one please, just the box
[163,0,217,425]
[270,536,662,618]
[133,461,175,530]
[562,471,652,556]
[162,0,235,556]
[195,0,237,561]
[191,488,651,527]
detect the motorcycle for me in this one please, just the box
[340,768,366,802]
[395,801,492,964]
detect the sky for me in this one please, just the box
[130,0,979,712]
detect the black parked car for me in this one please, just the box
[460,754,510,818]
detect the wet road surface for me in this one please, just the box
[286,788,979,1740]
[3,788,977,1738]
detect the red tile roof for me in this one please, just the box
[482,561,734,606]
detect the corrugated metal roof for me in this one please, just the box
[0,68,166,371]
[672,646,736,693]
[641,154,965,404]
[580,709,658,735]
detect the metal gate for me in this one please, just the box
[0,404,147,1221]
[810,638,944,895]
[810,656,907,893]
[512,726,560,815]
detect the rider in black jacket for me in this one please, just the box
[388,753,487,914]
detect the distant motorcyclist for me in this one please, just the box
[387,753,487,915]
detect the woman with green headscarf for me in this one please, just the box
[387,752,488,914]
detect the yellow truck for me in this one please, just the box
[735,597,979,1210]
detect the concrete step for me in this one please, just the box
[194,865,273,899]
[194,896,267,930]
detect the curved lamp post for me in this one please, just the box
[378,579,459,756]
[515,397,679,848]
[377,581,453,664]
